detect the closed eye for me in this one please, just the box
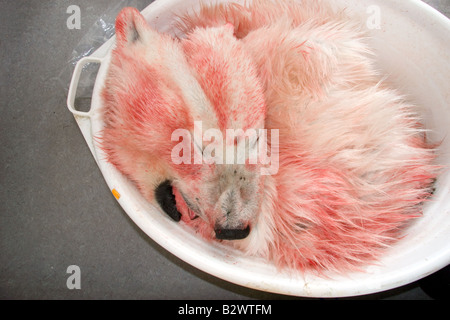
[252,134,260,148]
[193,136,204,154]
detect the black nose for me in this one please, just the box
[215,226,250,240]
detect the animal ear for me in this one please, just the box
[115,7,149,46]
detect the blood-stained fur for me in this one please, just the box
[101,7,267,241]
[101,1,438,274]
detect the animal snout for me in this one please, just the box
[215,225,250,240]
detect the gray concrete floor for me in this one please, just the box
[1,0,449,300]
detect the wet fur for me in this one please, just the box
[100,1,438,274]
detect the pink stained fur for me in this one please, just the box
[100,1,439,275]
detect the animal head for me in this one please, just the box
[109,8,267,240]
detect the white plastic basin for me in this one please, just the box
[67,0,450,297]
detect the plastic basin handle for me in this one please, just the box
[67,56,103,118]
